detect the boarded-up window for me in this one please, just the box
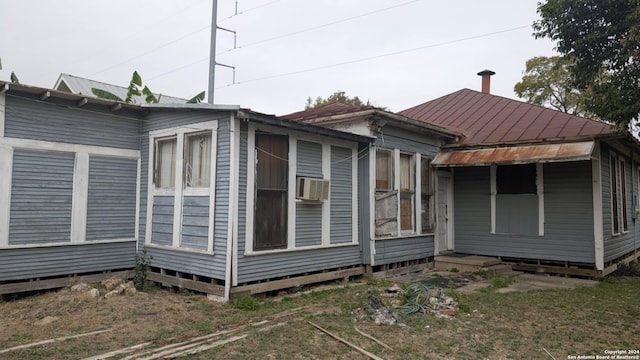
[376,149,393,190]
[185,132,212,188]
[497,164,536,194]
[495,163,538,235]
[254,133,288,250]
[399,153,415,232]
[155,137,176,188]
[421,158,433,232]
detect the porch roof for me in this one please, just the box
[432,141,595,167]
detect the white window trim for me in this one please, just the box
[244,123,359,255]
[592,142,604,271]
[609,151,621,236]
[145,120,218,253]
[398,151,417,236]
[0,137,140,247]
[490,162,545,236]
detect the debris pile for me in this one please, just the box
[397,283,458,319]
[68,277,136,299]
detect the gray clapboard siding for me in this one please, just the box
[296,203,322,247]
[454,162,595,262]
[151,196,174,246]
[297,140,323,177]
[236,127,362,283]
[375,125,441,156]
[0,241,135,281]
[601,145,636,261]
[138,110,231,278]
[374,236,434,265]
[4,97,140,149]
[9,150,74,245]
[330,146,353,244]
[145,245,219,278]
[181,196,210,251]
[86,156,138,240]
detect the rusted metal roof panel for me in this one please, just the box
[399,89,613,146]
[432,141,595,167]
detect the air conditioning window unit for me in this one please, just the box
[296,177,330,201]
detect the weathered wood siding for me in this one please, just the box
[454,162,595,262]
[86,156,137,240]
[9,150,74,245]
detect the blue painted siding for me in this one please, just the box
[374,236,433,265]
[181,196,210,251]
[295,203,322,247]
[330,145,353,244]
[86,156,138,240]
[151,196,174,246]
[453,162,595,262]
[4,96,140,149]
[9,150,74,245]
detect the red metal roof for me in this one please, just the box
[282,102,376,122]
[399,89,613,147]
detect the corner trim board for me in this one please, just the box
[70,152,89,243]
[0,144,13,246]
[593,143,604,270]
[0,93,5,137]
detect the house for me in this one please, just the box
[398,72,640,276]
[283,103,461,276]
[0,80,372,299]
[54,73,188,104]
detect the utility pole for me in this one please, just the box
[207,0,218,104]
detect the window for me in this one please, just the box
[376,149,393,190]
[155,137,176,188]
[399,153,415,232]
[421,158,433,232]
[185,132,212,188]
[493,163,540,235]
[374,148,433,237]
[610,154,628,234]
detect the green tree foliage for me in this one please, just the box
[0,57,20,84]
[514,56,590,116]
[534,0,640,127]
[92,70,203,104]
[305,91,364,110]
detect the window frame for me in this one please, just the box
[609,152,629,236]
[184,131,213,189]
[154,136,177,190]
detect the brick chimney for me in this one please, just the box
[477,69,495,94]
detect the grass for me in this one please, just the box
[1,276,639,359]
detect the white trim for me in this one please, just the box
[448,168,455,250]
[536,162,545,236]
[351,146,358,244]
[415,154,422,234]
[369,145,376,265]
[244,125,256,254]
[70,152,89,243]
[226,115,237,297]
[393,149,401,235]
[241,242,359,256]
[145,135,154,244]
[592,143,604,270]
[322,143,331,246]
[490,164,496,234]
[1,137,139,158]
[0,93,5,137]
[209,122,219,254]
[287,137,297,249]
[135,158,141,252]
[172,134,185,247]
[0,144,12,246]
[0,238,135,250]
[144,242,212,256]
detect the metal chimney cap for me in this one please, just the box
[477,69,496,76]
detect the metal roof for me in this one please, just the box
[54,73,190,104]
[399,89,614,147]
[282,103,377,122]
[432,141,595,167]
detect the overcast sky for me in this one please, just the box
[0,0,557,115]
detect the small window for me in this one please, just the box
[620,159,628,232]
[376,149,393,191]
[185,132,212,188]
[155,137,176,188]
[420,157,433,232]
[497,164,536,194]
[611,155,619,234]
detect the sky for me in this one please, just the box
[0,0,558,116]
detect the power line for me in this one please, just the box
[220,0,421,53]
[220,0,282,23]
[217,24,532,88]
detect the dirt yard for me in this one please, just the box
[0,273,639,359]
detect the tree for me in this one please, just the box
[0,57,20,84]
[514,56,590,116]
[305,91,364,110]
[534,0,640,127]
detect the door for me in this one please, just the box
[436,171,454,254]
[254,133,288,250]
